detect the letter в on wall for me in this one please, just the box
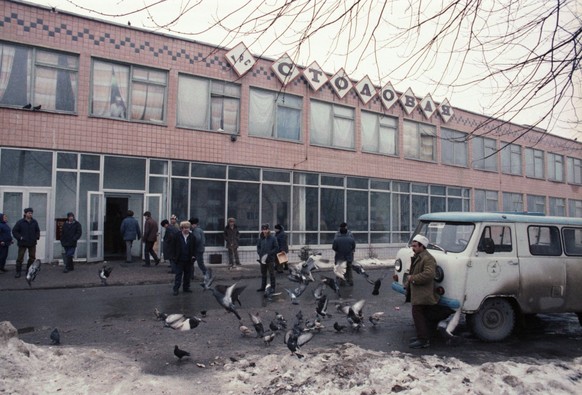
[420,94,436,119]
[438,98,454,123]
[399,87,418,115]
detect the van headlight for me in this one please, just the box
[394,258,402,272]
[434,265,444,283]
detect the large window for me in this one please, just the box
[527,194,546,214]
[547,152,564,182]
[441,128,467,167]
[475,190,498,212]
[503,192,523,212]
[567,157,582,185]
[525,147,544,179]
[249,88,302,141]
[310,100,355,149]
[178,74,240,133]
[91,60,167,123]
[361,111,398,155]
[569,199,582,217]
[403,120,436,161]
[472,136,498,171]
[549,197,566,216]
[0,42,78,112]
[501,143,522,175]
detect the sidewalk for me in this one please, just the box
[0,258,393,291]
[0,260,257,291]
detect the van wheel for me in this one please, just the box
[469,298,515,342]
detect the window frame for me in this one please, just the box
[441,128,468,167]
[0,41,79,113]
[500,143,522,175]
[472,136,498,172]
[360,110,398,156]
[525,147,545,179]
[403,120,437,162]
[248,87,302,141]
[547,152,564,182]
[567,157,582,185]
[309,100,355,150]
[90,59,168,124]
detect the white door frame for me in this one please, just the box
[87,191,104,262]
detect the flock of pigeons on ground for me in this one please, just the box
[152,254,392,360]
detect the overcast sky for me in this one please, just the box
[21,0,582,142]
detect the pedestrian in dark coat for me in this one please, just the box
[12,207,40,278]
[0,212,13,272]
[142,211,160,267]
[332,225,356,286]
[274,224,289,272]
[256,224,279,292]
[120,210,141,263]
[161,219,180,274]
[189,217,207,278]
[224,218,241,267]
[171,221,197,295]
[60,212,82,273]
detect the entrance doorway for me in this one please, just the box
[104,197,127,260]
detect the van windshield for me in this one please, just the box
[414,221,475,253]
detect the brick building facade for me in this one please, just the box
[1,0,580,264]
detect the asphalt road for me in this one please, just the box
[2,269,582,378]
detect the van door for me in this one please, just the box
[517,224,566,313]
[463,223,519,311]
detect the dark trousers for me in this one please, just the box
[412,304,454,340]
[0,246,9,269]
[144,241,159,265]
[227,247,240,266]
[259,258,276,289]
[195,252,207,275]
[174,260,193,292]
[16,245,36,273]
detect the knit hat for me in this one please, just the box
[412,234,429,248]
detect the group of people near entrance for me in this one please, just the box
[0,208,83,277]
[0,207,445,348]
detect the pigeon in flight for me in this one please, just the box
[249,311,265,337]
[50,328,60,345]
[285,283,307,305]
[209,283,246,320]
[334,261,347,282]
[338,299,366,331]
[99,265,113,286]
[320,276,340,297]
[26,259,41,287]
[284,330,313,359]
[312,282,325,301]
[367,271,389,295]
[174,345,190,360]
[256,254,268,265]
[352,261,370,279]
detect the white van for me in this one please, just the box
[391,212,582,341]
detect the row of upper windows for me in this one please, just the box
[474,190,582,217]
[1,41,580,185]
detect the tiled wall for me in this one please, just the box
[1,0,580,204]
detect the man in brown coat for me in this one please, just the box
[142,211,160,267]
[406,234,440,349]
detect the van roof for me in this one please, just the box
[419,212,582,226]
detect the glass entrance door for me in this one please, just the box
[87,192,104,262]
[0,188,50,263]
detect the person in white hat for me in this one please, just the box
[406,234,440,349]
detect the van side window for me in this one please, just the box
[563,227,582,256]
[478,226,512,253]
[528,226,562,256]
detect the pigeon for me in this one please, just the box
[50,328,60,345]
[438,308,462,338]
[164,313,186,329]
[285,283,307,305]
[338,299,366,330]
[334,261,347,281]
[368,311,385,326]
[269,312,287,331]
[312,282,326,301]
[333,321,346,332]
[239,321,253,337]
[249,312,265,337]
[352,261,370,279]
[321,276,340,297]
[174,345,190,360]
[303,254,327,272]
[284,330,313,359]
[175,316,205,331]
[262,331,276,345]
[33,104,42,111]
[315,294,331,318]
[264,283,281,299]
[22,103,32,109]
[367,271,389,295]
[209,283,246,320]
[154,307,168,321]
[256,254,268,265]
[305,316,324,332]
[99,265,113,286]
[200,268,214,290]
[26,259,41,287]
